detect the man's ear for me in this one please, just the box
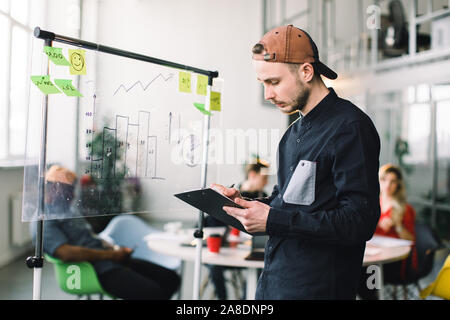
[299,63,314,83]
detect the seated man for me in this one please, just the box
[31,165,180,300]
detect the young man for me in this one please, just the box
[214,25,381,299]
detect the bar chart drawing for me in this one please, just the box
[86,102,166,180]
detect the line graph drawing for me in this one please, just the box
[112,73,175,96]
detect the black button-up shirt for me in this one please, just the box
[255,88,381,299]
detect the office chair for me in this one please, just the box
[384,223,442,299]
[420,254,450,300]
[99,214,182,271]
[45,254,115,300]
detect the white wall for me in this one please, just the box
[0,168,27,267]
[0,0,83,267]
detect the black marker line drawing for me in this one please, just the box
[86,105,165,180]
[112,73,174,96]
[182,134,201,167]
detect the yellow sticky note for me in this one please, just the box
[196,75,208,96]
[179,71,191,93]
[210,91,221,111]
[68,49,86,75]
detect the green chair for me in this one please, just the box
[44,254,115,299]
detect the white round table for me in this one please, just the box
[146,233,411,300]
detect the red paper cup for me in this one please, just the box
[207,235,222,253]
[230,228,240,236]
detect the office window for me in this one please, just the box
[402,102,433,202]
[436,99,450,203]
[0,0,45,163]
[367,84,450,240]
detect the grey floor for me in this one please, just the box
[0,246,448,300]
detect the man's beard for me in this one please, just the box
[292,80,311,112]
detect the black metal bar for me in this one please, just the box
[33,27,219,79]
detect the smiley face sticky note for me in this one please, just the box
[54,79,83,97]
[69,49,86,75]
[179,71,191,93]
[30,75,61,95]
[44,46,71,66]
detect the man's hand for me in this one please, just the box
[110,247,133,263]
[223,197,270,234]
[211,183,242,201]
[378,217,394,232]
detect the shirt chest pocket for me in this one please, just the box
[283,160,316,205]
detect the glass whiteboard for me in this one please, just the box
[22,36,222,221]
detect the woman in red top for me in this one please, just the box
[376,164,416,242]
[358,164,418,299]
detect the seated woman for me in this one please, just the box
[31,165,180,300]
[358,163,418,299]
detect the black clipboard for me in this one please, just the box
[174,188,266,236]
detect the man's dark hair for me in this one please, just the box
[252,43,265,54]
[245,159,269,178]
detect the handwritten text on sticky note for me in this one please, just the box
[54,79,83,97]
[44,46,71,66]
[196,75,208,96]
[179,71,191,93]
[210,91,221,111]
[30,75,61,95]
[69,49,87,75]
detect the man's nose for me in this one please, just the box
[264,85,275,101]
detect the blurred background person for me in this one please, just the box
[31,165,180,300]
[239,158,270,200]
[358,164,418,299]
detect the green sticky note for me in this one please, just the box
[210,91,221,111]
[179,71,191,93]
[30,75,61,95]
[193,102,212,116]
[44,46,71,66]
[196,75,208,96]
[54,79,83,97]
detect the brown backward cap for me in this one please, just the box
[253,25,338,80]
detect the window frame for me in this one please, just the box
[0,0,34,166]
